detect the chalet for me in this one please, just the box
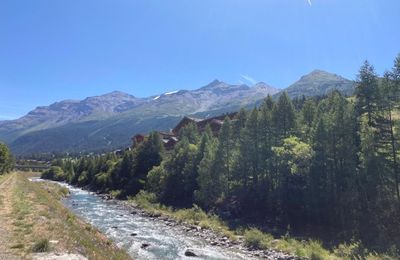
[132,134,145,145]
[131,112,237,150]
[159,132,179,150]
[172,112,237,135]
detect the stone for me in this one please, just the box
[141,243,150,249]
[184,249,198,257]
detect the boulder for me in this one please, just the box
[184,249,198,257]
[141,243,150,249]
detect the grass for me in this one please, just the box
[31,238,50,252]
[131,191,236,240]
[130,191,397,260]
[2,172,131,259]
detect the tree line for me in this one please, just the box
[43,56,400,253]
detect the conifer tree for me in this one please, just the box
[355,61,379,126]
[273,92,296,138]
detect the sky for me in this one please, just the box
[0,0,399,120]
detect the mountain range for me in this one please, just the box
[0,70,355,155]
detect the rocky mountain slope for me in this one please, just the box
[284,70,354,98]
[0,80,278,154]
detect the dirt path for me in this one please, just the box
[0,174,21,259]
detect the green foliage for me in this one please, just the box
[31,238,50,252]
[273,92,296,137]
[273,136,314,175]
[0,142,13,174]
[41,166,65,181]
[158,138,199,207]
[244,228,273,249]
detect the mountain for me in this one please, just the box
[0,70,355,155]
[0,81,278,155]
[0,91,146,143]
[283,70,355,98]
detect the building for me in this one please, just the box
[132,112,237,150]
[172,112,237,135]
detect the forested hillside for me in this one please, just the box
[43,56,400,257]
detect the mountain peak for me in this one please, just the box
[100,91,134,98]
[252,82,279,95]
[304,69,344,79]
[254,81,271,88]
[284,70,355,98]
[309,69,328,74]
[200,79,225,89]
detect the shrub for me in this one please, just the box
[41,166,65,181]
[58,186,69,197]
[244,228,273,249]
[31,238,50,252]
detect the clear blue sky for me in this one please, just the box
[1,0,399,120]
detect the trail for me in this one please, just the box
[0,174,21,260]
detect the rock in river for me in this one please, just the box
[184,249,198,257]
[141,243,150,249]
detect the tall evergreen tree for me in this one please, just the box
[273,92,296,138]
[127,131,164,195]
[355,61,379,126]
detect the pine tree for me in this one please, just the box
[179,122,200,144]
[194,136,220,208]
[214,117,234,194]
[127,131,164,195]
[377,55,400,201]
[355,60,379,126]
[0,143,13,174]
[273,92,296,138]
[161,137,198,207]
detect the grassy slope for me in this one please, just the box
[0,172,131,259]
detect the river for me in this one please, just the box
[30,178,256,260]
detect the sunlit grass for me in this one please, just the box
[4,172,130,259]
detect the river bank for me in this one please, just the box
[114,197,300,260]
[0,172,131,260]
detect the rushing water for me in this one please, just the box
[30,178,252,260]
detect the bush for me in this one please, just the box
[31,238,50,252]
[132,190,158,209]
[244,228,273,249]
[41,166,65,181]
[109,190,122,199]
[58,186,69,197]
[77,171,89,186]
[174,205,208,223]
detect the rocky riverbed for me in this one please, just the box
[108,196,301,260]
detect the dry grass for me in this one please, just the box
[0,172,131,259]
